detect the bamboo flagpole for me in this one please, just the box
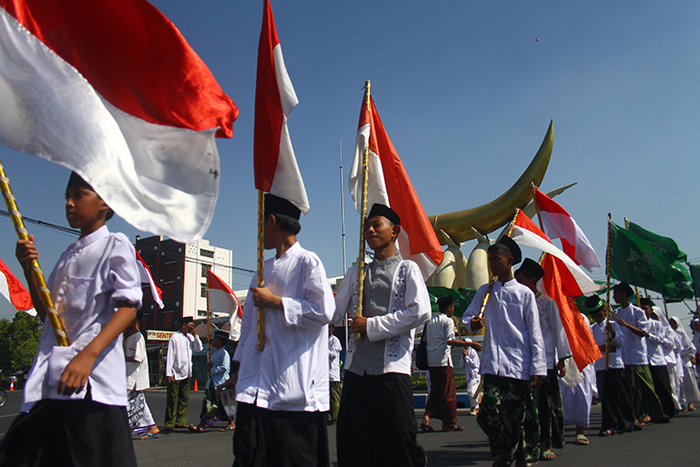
[205,275,212,376]
[604,213,612,370]
[354,81,372,339]
[0,159,69,346]
[257,190,266,350]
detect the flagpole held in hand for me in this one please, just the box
[0,159,68,346]
[206,277,212,376]
[355,81,371,340]
[604,214,612,370]
[257,190,266,350]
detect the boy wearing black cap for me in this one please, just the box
[334,203,431,467]
[225,193,335,467]
[613,282,663,426]
[420,295,482,432]
[1,172,142,466]
[584,295,634,435]
[463,238,546,467]
[515,258,570,459]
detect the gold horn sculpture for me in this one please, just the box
[429,120,553,244]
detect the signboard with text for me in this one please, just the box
[147,330,175,342]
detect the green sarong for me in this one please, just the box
[625,365,662,420]
[478,374,540,465]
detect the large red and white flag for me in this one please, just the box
[349,92,443,280]
[134,250,164,310]
[0,0,238,243]
[0,256,35,316]
[254,0,308,214]
[510,210,601,370]
[534,187,600,272]
[207,269,242,341]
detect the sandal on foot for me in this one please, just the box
[442,425,465,432]
[220,425,236,431]
[598,429,613,437]
[575,434,589,445]
[541,451,557,460]
[139,432,161,440]
[419,423,434,432]
[188,425,205,433]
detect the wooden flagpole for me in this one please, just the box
[355,81,371,339]
[205,273,212,376]
[0,159,68,346]
[604,214,612,370]
[257,190,266,350]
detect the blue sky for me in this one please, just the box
[1,1,699,329]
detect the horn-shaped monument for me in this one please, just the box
[429,120,553,244]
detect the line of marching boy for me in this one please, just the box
[0,184,698,467]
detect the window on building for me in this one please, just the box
[162,282,175,300]
[201,264,211,278]
[201,283,207,298]
[197,310,207,317]
[200,249,214,258]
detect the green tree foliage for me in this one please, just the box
[0,312,42,372]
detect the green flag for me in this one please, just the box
[426,286,477,318]
[609,221,679,297]
[625,221,693,299]
[690,264,700,298]
[626,221,687,263]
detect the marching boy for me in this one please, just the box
[0,172,142,466]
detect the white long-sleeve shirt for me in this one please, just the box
[333,259,431,376]
[22,226,142,412]
[329,334,342,382]
[125,331,150,391]
[646,319,674,367]
[590,320,624,371]
[233,242,335,412]
[463,279,547,380]
[166,331,203,380]
[536,293,571,369]
[425,313,456,367]
[615,304,649,366]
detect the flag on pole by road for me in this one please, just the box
[0,256,35,316]
[254,0,308,214]
[510,210,601,371]
[349,94,443,280]
[0,0,239,243]
[134,250,164,309]
[534,187,601,272]
[207,269,242,341]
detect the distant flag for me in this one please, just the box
[254,0,309,213]
[134,250,164,309]
[509,210,601,370]
[0,0,239,243]
[626,221,687,263]
[510,210,600,296]
[0,257,35,316]
[207,269,242,341]
[534,187,601,271]
[349,93,443,280]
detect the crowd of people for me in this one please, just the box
[0,177,698,467]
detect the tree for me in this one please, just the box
[0,312,43,372]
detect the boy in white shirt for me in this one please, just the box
[125,311,159,438]
[1,172,142,466]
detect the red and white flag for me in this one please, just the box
[349,93,443,280]
[510,210,601,370]
[0,0,238,243]
[134,250,164,309]
[510,210,599,296]
[254,0,308,214]
[0,257,35,316]
[534,188,600,272]
[207,269,242,341]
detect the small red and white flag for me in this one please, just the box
[534,188,601,272]
[254,0,308,214]
[0,0,238,243]
[134,250,164,309]
[0,257,35,316]
[207,269,242,341]
[510,210,599,296]
[349,92,443,280]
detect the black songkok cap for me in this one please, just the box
[180,316,194,325]
[67,171,94,191]
[264,193,301,221]
[214,330,229,342]
[583,295,605,314]
[613,282,634,298]
[496,235,522,265]
[366,203,401,225]
[639,297,654,307]
[516,258,545,281]
[437,295,454,310]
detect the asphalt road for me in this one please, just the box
[2,389,700,466]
